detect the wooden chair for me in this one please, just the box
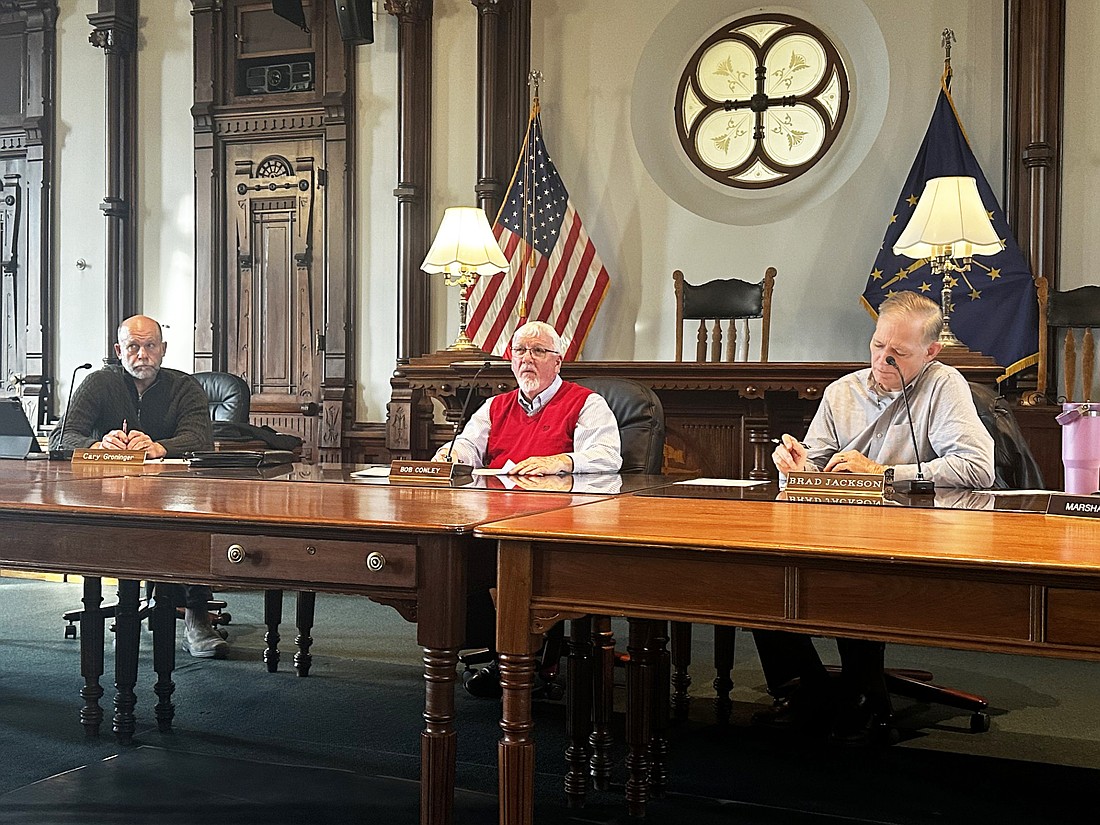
[673,267,776,362]
[1035,275,1100,402]
[671,268,776,722]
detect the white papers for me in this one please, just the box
[674,477,768,487]
[350,465,391,478]
[980,489,1059,496]
[473,459,517,476]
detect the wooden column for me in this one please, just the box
[386,0,433,362]
[1005,0,1064,287]
[472,0,528,221]
[88,0,139,360]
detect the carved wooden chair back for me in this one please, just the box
[1035,275,1100,402]
[673,267,776,362]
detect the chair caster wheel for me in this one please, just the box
[970,712,990,733]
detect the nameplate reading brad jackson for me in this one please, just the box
[71,448,147,465]
[785,470,885,496]
[1046,494,1100,519]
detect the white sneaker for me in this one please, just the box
[183,622,228,659]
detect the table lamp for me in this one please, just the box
[892,176,1005,347]
[421,206,509,351]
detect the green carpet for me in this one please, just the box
[1,576,1098,823]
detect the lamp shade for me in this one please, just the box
[420,207,509,276]
[892,176,1005,260]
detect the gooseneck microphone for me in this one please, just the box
[885,355,935,494]
[50,362,93,460]
[444,360,493,464]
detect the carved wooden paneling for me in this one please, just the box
[0,0,55,424]
[193,0,354,461]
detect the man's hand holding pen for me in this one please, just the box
[96,418,167,458]
[771,434,809,474]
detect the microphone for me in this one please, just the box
[50,362,93,460]
[885,356,935,494]
[444,360,492,464]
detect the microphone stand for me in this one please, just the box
[49,362,93,461]
[444,360,493,465]
[886,356,935,495]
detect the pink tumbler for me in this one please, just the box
[1058,403,1100,494]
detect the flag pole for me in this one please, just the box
[518,71,543,324]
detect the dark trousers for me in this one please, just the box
[154,583,214,611]
[753,629,888,704]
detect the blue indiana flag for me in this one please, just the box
[861,73,1038,381]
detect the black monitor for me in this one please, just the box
[0,397,42,458]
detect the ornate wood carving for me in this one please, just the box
[371,594,418,624]
[192,0,355,462]
[0,0,56,424]
[88,0,138,359]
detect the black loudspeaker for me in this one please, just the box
[333,0,374,45]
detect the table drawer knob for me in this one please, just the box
[226,544,247,564]
[365,551,386,572]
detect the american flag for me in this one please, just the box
[465,105,610,360]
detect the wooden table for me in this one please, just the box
[477,494,1100,825]
[0,466,609,825]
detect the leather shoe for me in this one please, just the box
[462,661,502,699]
[752,687,830,732]
[829,693,895,746]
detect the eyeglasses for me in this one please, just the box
[511,346,559,359]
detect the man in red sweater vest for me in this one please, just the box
[434,321,621,475]
[434,321,622,697]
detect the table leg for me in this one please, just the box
[499,649,537,825]
[647,621,670,800]
[421,646,458,825]
[112,579,140,745]
[588,614,615,791]
[713,625,736,725]
[263,589,282,673]
[151,590,176,732]
[625,619,652,818]
[670,621,692,723]
[294,590,316,677]
[564,617,592,807]
[78,576,105,737]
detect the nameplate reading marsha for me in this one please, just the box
[71,448,147,465]
[1047,494,1100,519]
[785,470,885,496]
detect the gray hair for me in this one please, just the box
[878,292,942,346]
[511,320,563,354]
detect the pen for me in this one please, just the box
[122,419,128,434]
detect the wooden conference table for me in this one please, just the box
[0,459,657,825]
[478,489,1100,825]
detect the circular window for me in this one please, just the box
[675,14,850,189]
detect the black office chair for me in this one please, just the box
[194,370,251,423]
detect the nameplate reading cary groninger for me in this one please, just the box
[1046,494,1100,519]
[71,449,147,466]
[389,460,472,483]
[784,470,885,501]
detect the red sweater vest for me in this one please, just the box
[486,381,594,469]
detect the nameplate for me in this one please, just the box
[389,460,472,482]
[785,492,884,506]
[785,470,885,497]
[1046,494,1100,519]
[71,448,147,465]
